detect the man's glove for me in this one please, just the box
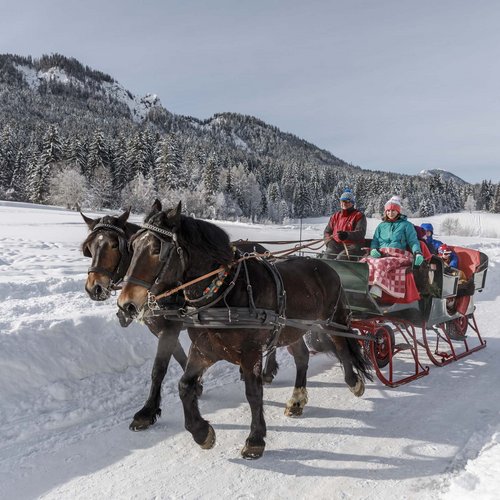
[414,253,424,267]
[370,249,381,258]
[337,231,348,241]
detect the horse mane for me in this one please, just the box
[179,215,234,266]
[145,207,234,267]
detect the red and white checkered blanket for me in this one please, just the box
[362,247,413,298]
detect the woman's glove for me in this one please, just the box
[370,249,381,258]
[337,231,348,241]
[414,253,424,267]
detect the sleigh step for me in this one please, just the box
[393,343,413,350]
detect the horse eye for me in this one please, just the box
[111,242,119,249]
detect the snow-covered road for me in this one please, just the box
[1,202,499,499]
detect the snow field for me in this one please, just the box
[1,201,500,499]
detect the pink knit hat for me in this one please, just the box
[384,195,402,213]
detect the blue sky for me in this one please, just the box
[2,0,499,183]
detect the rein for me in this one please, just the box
[152,235,328,302]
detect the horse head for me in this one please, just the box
[117,199,234,322]
[81,208,132,301]
[117,200,184,320]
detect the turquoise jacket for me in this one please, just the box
[371,215,421,254]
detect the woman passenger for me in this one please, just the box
[365,196,424,299]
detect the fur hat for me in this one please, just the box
[339,188,355,204]
[384,195,402,213]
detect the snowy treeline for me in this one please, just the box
[1,53,498,221]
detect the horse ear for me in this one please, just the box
[117,207,130,225]
[151,199,162,213]
[167,201,182,225]
[80,210,98,229]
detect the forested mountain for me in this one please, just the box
[1,53,498,220]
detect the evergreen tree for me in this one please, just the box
[203,154,219,196]
[86,129,107,180]
[9,150,27,200]
[419,197,435,217]
[26,158,50,204]
[0,124,16,189]
[40,125,62,167]
[155,134,183,189]
[491,184,500,213]
[293,177,312,218]
[477,180,494,211]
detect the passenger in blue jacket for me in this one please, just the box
[420,223,443,255]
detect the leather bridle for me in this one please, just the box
[85,223,131,289]
[122,222,186,292]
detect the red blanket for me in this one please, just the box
[363,247,413,298]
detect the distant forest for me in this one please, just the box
[1,53,499,221]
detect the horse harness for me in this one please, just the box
[126,221,360,351]
[86,222,130,289]
[122,222,187,292]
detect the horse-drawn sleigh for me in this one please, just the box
[81,201,488,458]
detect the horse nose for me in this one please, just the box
[86,282,106,301]
[121,301,138,318]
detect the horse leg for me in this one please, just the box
[173,339,203,397]
[330,334,365,397]
[240,350,266,459]
[262,349,279,384]
[178,344,215,449]
[172,339,187,369]
[284,337,309,416]
[130,328,181,431]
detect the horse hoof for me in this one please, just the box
[129,409,160,431]
[200,425,216,450]
[349,378,365,397]
[241,442,265,459]
[284,404,304,417]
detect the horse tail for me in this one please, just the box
[336,286,373,382]
[304,329,372,383]
[345,336,373,382]
[309,286,373,382]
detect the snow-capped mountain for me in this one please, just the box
[14,61,162,123]
[419,169,468,185]
[1,52,484,220]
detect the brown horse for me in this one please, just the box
[117,201,372,458]
[80,210,282,430]
[81,209,192,430]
